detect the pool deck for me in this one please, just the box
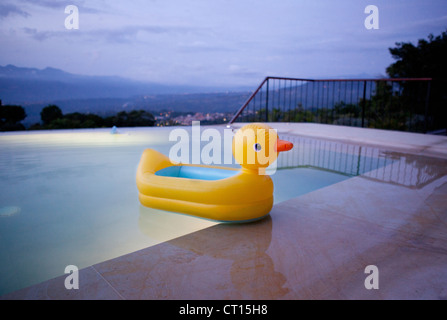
[2,123,447,300]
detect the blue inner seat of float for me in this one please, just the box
[155,165,238,181]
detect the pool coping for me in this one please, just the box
[231,122,447,160]
[1,123,447,300]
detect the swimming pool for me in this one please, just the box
[0,125,388,296]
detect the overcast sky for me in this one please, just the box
[1,0,446,87]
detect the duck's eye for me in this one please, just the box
[253,143,262,152]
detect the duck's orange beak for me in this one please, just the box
[275,139,293,152]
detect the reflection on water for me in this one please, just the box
[278,135,390,176]
[361,152,447,189]
[278,135,447,189]
[165,216,290,299]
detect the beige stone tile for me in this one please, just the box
[93,219,280,300]
[0,266,122,300]
[93,240,231,299]
[267,200,447,299]
[328,245,447,300]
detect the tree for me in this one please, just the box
[105,110,155,127]
[63,112,104,128]
[386,30,447,132]
[0,104,26,124]
[41,104,63,125]
[387,30,447,79]
[0,104,27,131]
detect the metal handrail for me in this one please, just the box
[228,76,433,125]
[227,76,441,134]
[228,77,268,125]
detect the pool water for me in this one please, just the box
[0,126,386,296]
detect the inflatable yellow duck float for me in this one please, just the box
[136,123,293,222]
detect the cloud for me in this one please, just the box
[177,41,237,53]
[18,0,102,14]
[228,65,263,78]
[0,3,30,19]
[22,24,205,43]
[20,0,66,9]
[0,0,101,21]
[96,25,201,42]
[23,27,57,41]
[18,0,84,10]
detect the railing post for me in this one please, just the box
[265,78,269,122]
[361,80,367,128]
[228,77,269,125]
[424,80,431,133]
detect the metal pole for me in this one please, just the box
[228,77,268,125]
[265,78,269,122]
[361,81,367,127]
[424,80,431,133]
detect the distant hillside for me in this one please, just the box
[0,64,251,103]
[21,92,251,126]
[0,64,252,126]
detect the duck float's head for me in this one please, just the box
[232,123,293,174]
